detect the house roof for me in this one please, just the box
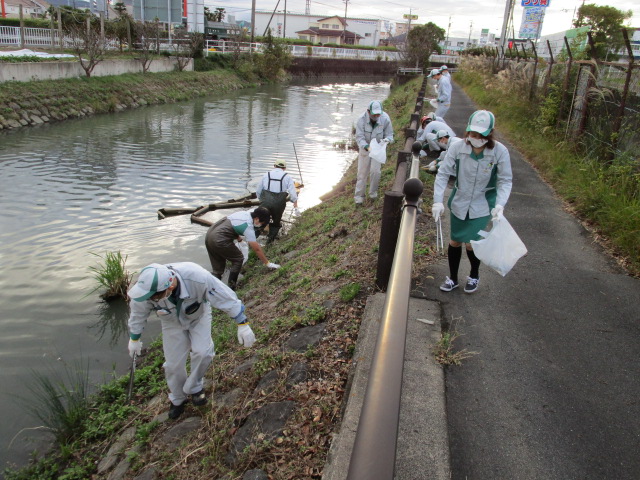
[316,15,347,26]
[295,27,362,39]
[5,0,48,8]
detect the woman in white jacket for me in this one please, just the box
[431,110,513,293]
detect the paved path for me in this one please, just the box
[417,82,640,479]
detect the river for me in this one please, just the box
[0,77,390,472]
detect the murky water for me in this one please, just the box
[0,77,390,471]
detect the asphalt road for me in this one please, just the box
[418,81,640,479]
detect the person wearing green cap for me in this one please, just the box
[431,110,513,294]
[256,159,300,243]
[354,100,394,205]
[127,262,257,419]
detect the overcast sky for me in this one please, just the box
[208,0,639,39]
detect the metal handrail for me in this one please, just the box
[348,76,428,478]
[347,177,424,479]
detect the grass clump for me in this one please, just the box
[433,330,476,366]
[87,251,132,300]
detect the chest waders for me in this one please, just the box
[259,172,289,242]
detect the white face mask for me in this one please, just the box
[438,141,448,149]
[468,137,488,148]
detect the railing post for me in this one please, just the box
[19,5,25,48]
[375,191,404,291]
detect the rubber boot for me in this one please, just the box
[227,271,240,291]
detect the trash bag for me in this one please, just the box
[429,98,439,109]
[368,138,387,164]
[235,240,249,265]
[470,216,527,277]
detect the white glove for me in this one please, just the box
[128,339,142,358]
[293,207,301,217]
[382,138,390,144]
[419,150,427,157]
[432,202,445,221]
[427,160,437,172]
[266,262,280,269]
[491,204,504,221]
[237,324,256,347]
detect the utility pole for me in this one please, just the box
[467,20,473,48]
[250,0,256,42]
[499,0,515,52]
[342,0,348,45]
[446,15,451,45]
[283,0,286,38]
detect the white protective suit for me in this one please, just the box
[128,262,245,405]
[418,120,456,150]
[354,110,394,202]
[435,75,452,118]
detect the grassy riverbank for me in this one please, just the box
[0,69,257,130]
[4,76,436,480]
[454,60,640,276]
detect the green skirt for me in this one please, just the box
[450,212,490,243]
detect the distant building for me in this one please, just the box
[253,11,383,47]
[295,15,362,45]
[538,26,639,61]
[394,21,418,38]
[2,0,49,18]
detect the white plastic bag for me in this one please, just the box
[429,98,439,109]
[368,138,387,164]
[470,216,527,277]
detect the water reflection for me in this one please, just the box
[91,298,131,348]
[0,77,391,470]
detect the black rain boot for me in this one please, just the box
[227,271,240,291]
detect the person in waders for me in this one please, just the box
[256,160,299,243]
[204,207,280,290]
[127,262,256,419]
[431,110,513,294]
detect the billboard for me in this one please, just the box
[519,6,546,39]
[521,0,550,6]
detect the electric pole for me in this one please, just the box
[343,0,348,44]
[467,20,473,48]
[499,0,515,52]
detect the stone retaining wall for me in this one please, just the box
[0,57,193,83]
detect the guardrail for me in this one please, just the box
[347,75,428,478]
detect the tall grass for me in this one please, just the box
[21,360,91,445]
[88,251,132,300]
[455,56,640,274]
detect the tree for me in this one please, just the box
[132,21,159,73]
[401,22,445,69]
[204,7,225,22]
[66,16,106,77]
[113,2,127,15]
[573,4,632,59]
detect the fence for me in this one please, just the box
[346,76,428,479]
[474,29,639,159]
[204,40,402,61]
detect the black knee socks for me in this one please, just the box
[466,248,480,279]
[448,245,462,283]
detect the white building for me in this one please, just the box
[2,0,48,19]
[253,11,384,47]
